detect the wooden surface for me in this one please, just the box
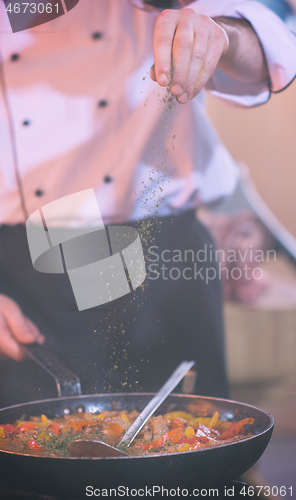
[224,256,296,384]
[224,256,296,437]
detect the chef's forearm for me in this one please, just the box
[213,17,270,85]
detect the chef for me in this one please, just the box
[0,0,295,406]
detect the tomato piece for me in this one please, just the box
[103,423,124,439]
[143,437,162,451]
[217,418,254,440]
[166,427,183,442]
[69,420,91,432]
[18,423,37,433]
[170,419,185,431]
[49,423,61,436]
[27,439,44,451]
[68,420,96,432]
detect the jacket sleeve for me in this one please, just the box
[184,0,296,106]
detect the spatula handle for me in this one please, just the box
[119,360,195,448]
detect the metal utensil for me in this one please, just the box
[68,360,195,457]
[0,394,274,499]
[21,343,81,397]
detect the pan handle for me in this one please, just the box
[21,343,81,397]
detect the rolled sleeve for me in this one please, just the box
[185,0,296,106]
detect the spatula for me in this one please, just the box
[69,360,195,457]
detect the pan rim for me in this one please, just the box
[0,393,274,461]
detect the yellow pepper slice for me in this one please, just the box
[16,421,26,429]
[41,414,51,423]
[17,420,53,429]
[208,411,219,429]
[84,412,105,420]
[0,427,5,439]
[163,412,192,422]
[187,417,212,426]
[177,443,191,452]
[120,414,130,424]
[184,426,195,438]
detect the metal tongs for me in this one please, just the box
[19,342,196,458]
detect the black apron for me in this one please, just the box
[0,211,229,407]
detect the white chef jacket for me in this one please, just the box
[0,0,295,226]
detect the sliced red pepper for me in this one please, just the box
[18,423,37,433]
[196,436,210,444]
[178,435,209,445]
[27,439,44,451]
[144,427,183,451]
[217,418,254,440]
[170,419,185,431]
[179,436,198,445]
[1,424,18,436]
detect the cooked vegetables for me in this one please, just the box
[0,410,255,457]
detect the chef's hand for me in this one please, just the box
[150,9,269,103]
[0,294,45,361]
[150,9,229,103]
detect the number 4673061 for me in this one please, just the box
[5,3,59,14]
[240,486,293,497]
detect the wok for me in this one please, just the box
[0,393,274,499]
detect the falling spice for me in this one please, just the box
[99,76,179,393]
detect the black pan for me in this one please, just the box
[0,393,273,499]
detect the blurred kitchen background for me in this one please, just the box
[202,0,296,492]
